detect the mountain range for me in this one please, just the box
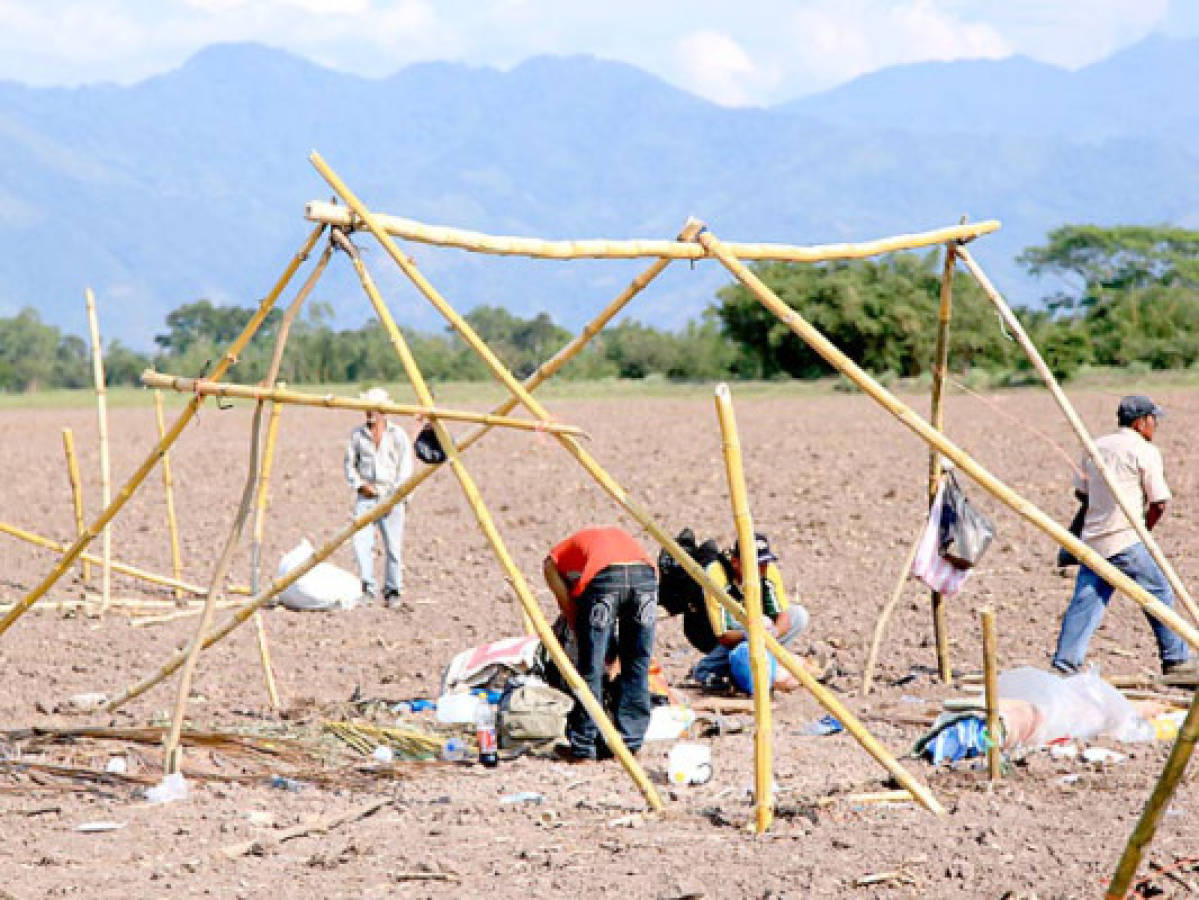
[1,37,1196,348]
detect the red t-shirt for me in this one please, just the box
[549,527,653,598]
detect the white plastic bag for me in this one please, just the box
[997,666,1152,746]
[276,539,361,611]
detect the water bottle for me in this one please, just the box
[475,695,499,768]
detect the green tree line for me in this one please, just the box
[2,225,1195,392]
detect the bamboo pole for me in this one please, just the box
[85,288,112,612]
[153,391,185,604]
[957,247,1199,625]
[862,527,924,695]
[714,383,773,834]
[252,611,281,708]
[331,227,662,808]
[0,224,327,641]
[250,400,284,709]
[1105,686,1199,898]
[309,159,941,815]
[306,200,999,263]
[61,427,89,584]
[693,227,1199,656]
[980,608,1001,782]
[929,242,957,683]
[140,372,585,437]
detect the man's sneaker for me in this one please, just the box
[358,583,378,606]
[383,589,403,609]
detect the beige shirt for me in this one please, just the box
[344,422,413,494]
[1073,427,1170,559]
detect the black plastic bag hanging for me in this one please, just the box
[413,422,447,464]
[938,471,996,569]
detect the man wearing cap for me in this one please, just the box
[689,533,809,691]
[344,387,413,608]
[1052,395,1195,677]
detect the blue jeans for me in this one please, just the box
[567,564,657,759]
[352,494,405,596]
[690,604,810,684]
[1053,542,1189,670]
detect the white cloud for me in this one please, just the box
[673,30,778,107]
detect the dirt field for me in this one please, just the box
[0,385,1195,898]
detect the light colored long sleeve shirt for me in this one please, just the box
[344,422,413,494]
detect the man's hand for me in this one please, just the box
[358,484,378,498]
[1147,500,1167,531]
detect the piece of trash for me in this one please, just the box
[1081,747,1126,765]
[606,813,644,828]
[435,692,479,724]
[1054,774,1083,786]
[799,714,844,736]
[643,705,695,742]
[62,692,108,714]
[668,742,712,786]
[105,756,127,774]
[75,821,126,833]
[267,775,305,792]
[499,792,545,805]
[440,739,469,763]
[372,745,394,763]
[1049,743,1078,760]
[146,772,188,805]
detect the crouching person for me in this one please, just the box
[543,527,657,761]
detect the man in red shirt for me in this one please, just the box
[544,527,658,760]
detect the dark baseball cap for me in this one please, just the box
[1117,395,1166,427]
[734,532,778,565]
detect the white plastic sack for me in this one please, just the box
[997,666,1152,746]
[276,539,361,611]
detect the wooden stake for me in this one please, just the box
[154,391,185,603]
[929,242,957,683]
[714,383,773,834]
[310,155,939,813]
[980,608,1001,781]
[60,428,89,584]
[306,199,999,263]
[862,526,924,695]
[958,247,1199,626]
[694,227,1199,656]
[0,224,327,641]
[85,288,112,613]
[1105,685,1199,898]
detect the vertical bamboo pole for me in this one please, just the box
[251,398,284,710]
[154,391,185,604]
[310,158,943,814]
[862,527,924,694]
[85,288,112,612]
[714,383,773,834]
[980,608,1000,781]
[61,428,89,584]
[957,247,1199,625]
[331,228,662,810]
[929,242,957,683]
[252,610,281,709]
[0,224,326,641]
[1105,685,1199,898]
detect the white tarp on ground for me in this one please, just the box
[276,538,361,611]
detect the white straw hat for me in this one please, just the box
[359,387,392,405]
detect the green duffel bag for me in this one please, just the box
[497,680,574,749]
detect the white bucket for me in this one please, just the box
[668,742,712,785]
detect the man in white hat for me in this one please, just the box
[344,387,413,607]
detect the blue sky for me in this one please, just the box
[0,0,1196,104]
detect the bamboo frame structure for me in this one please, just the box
[958,246,1199,625]
[85,288,112,612]
[0,224,328,641]
[306,199,999,262]
[60,427,89,584]
[251,399,282,595]
[310,155,942,814]
[980,608,1000,782]
[929,243,957,683]
[1105,685,1199,898]
[715,383,774,834]
[154,391,185,603]
[140,372,584,437]
[862,526,924,695]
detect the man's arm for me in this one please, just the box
[543,555,576,630]
[344,434,363,492]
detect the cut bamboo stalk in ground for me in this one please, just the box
[958,246,1199,626]
[715,382,774,834]
[980,608,1001,782]
[862,526,924,695]
[251,399,283,594]
[154,391,185,603]
[0,224,326,642]
[85,288,112,613]
[929,241,957,683]
[60,427,89,584]
[309,157,935,812]
[306,199,999,263]
[140,372,585,437]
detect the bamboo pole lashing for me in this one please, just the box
[331,226,663,808]
[929,241,957,683]
[862,526,924,695]
[61,427,89,584]
[957,246,1199,626]
[104,217,697,710]
[714,383,773,834]
[0,223,328,641]
[305,200,999,263]
[154,391,185,603]
[980,608,1001,782]
[309,157,940,813]
[139,372,585,437]
[694,227,1199,657]
[85,288,112,613]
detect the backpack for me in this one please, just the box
[657,528,730,654]
[497,679,574,750]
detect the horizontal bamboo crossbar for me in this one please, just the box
[141,372,586,437]
[306,201,999,263]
